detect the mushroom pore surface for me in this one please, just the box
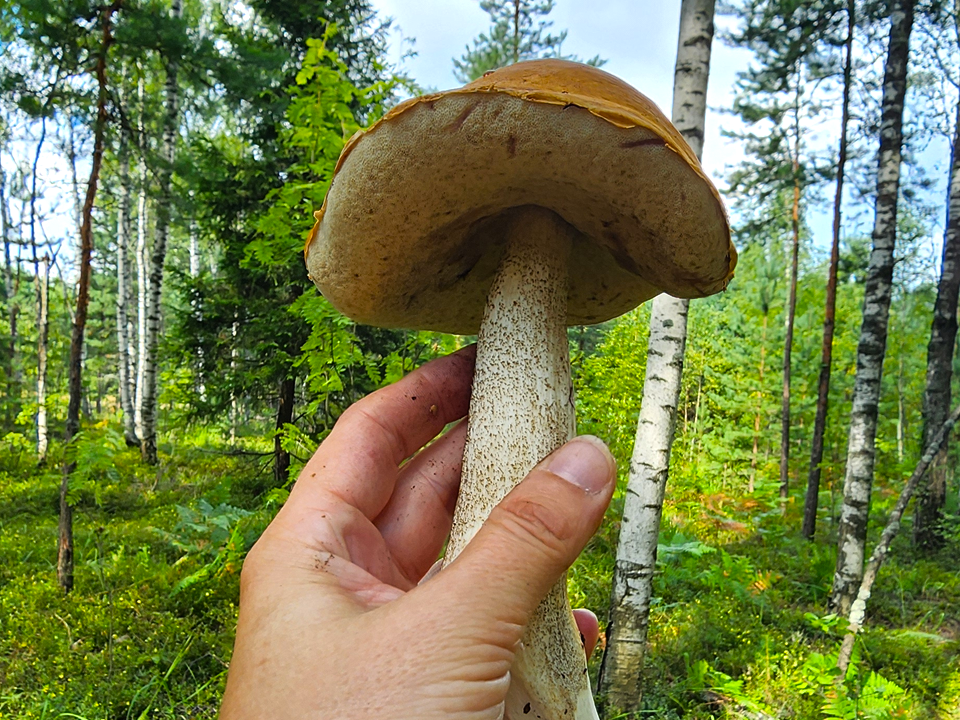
[306,59,735,335]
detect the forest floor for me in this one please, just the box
[1,427,959,720]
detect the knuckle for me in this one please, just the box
[494,494,576,558]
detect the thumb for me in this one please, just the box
[434,435,616,629]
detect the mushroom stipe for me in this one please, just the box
[306,59,736,720]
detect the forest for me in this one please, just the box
[1,0,958,718]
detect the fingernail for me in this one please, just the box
[544,436,614,494]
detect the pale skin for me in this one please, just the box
[220,346,617,720]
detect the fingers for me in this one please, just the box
[375,421,467,584]
[572,609,600,660]
[291,346,476,518]
[428,436,616,630]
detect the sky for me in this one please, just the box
[371,0,753,192]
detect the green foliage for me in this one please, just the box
[156,500,252,594]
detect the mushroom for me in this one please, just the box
[305,59,735,720]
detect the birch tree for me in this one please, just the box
[914,86,960,551]
[116,76,137,446]
[140,0,183,465]
[134,69,148,442]
[837,403,960,674]
[804,0,855,539]
[830,0,915,615]
[598,0,715,710]
[36,252,49,463]
[27,115,48,459]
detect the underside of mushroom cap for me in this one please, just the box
[306,59,736,335]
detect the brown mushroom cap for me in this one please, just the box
[305,59,736,335]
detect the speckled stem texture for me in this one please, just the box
[443,206,596,720]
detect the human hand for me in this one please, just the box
[219,347,616,720]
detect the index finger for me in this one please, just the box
[291,345,476,518]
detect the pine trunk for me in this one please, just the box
[804,0,854,540]
[274,377,295,487]
[781,133,801,504]
[60,0,119,593]
[599,0,714,711]
[116,131,137,445]
[36,256,50,463]
[140,0,182,465]
[830,0,914,616]
[914,97,960,551]
[750,311,769,493]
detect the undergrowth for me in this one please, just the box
[2,423,958,719]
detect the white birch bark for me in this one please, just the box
[36,254,49,462]
[135,70,149,441]
[141,0,183,464]
[830,0,914,615]
[116,128,137,444]
[599,0,714,710]
[189,219,199,278]
[29,117,46,459]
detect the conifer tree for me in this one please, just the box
[453,0,602,83]
[805,0,856,541]
[60,0,121,593]
[725,0,846,503]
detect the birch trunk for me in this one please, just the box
[140,0,182,465]
[914,96,960,551]
[1,152,19,424]
[599,0,714,710]
[36,255,50,463]
[60,0,118,592]
[837,404,960,674]
[116,121,137,445]
[135,71,149,441]
[804,0,854,540]
[830,0,914,616]
[29,117,46,459]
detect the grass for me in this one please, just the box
[2,426,958,719]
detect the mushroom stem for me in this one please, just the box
[444,205,599,720]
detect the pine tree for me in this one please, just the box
[725,0,846,504]
[60,0,121,593]
[453,0,602,83]
[805,0,856,541]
